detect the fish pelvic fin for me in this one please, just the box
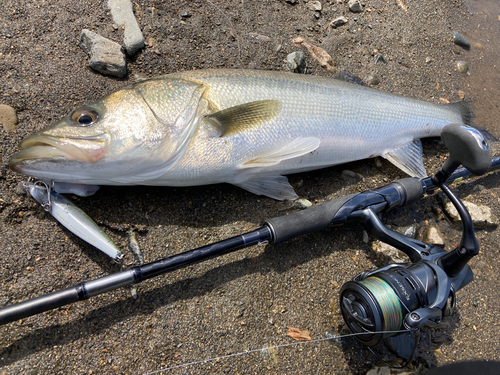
[447,101,472,126]
[382,139,427,178]
[205,100,282,137]
[233,172,298,200]
[243,137,321,168]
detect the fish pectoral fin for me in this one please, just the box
[233,172,298,201]
[243,137,321,168]
[382,139,427,178]
[52,182,100,197]
[205,100,282,137]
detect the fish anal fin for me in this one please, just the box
[382,139,427,178]
[234,173,298,200]
[205,100,282,137]
[243,137,321,168]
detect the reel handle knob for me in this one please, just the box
[404,307,442,329]
[439,124,491,180]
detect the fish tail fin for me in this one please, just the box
[447,101,499,143]
[446,100,473,125]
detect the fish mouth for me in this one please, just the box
[10,133,109,170]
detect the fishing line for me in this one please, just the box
[143,329,416,374]
[358,277,404,335]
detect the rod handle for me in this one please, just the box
[265,193,359,244]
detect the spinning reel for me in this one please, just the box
[339,124,491,346]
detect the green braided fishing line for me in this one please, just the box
[359,277,404,336]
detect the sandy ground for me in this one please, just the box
[1,0,500,374]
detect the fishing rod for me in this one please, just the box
[0,124,497,349]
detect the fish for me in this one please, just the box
[9,69,471,200]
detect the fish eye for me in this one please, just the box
[71,108,98,126]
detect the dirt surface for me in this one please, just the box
[1,0,500,374]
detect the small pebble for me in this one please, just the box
[286,51,307,73]
[456,60,470,75]
[458,90,465,100]
[366,73,380,85]
[307,1,322,11]
[374,53,386,64]
[426,56,432,63]
[181,10,192,18]
[0,104,18,131]
[341,170,363,183]
[348,0,362,13]
[295,199,313,209]
[362,230,369,244]
[453,31,471,50]
[421,226,445,247]
[404,225,417,239]
[330,16,348,29]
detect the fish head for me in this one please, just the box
[9,78,207,184]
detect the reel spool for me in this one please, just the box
[340,264,433,346]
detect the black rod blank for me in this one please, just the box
[0,227,272,325]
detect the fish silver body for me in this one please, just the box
[10,69,469,200]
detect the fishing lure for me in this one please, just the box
[22,180,124,262]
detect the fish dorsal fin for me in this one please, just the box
[205,100,282,137]
[233,172,298,200]
[243,137,321,168]
[382,139,427,178]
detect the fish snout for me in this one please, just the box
[12,133,110,165]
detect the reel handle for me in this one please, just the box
[437,124,491,182]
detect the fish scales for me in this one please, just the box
[10,69,468,200]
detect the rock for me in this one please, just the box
[421,226,445,247]
[404,224,418,239]
[441,197,499,227]
[249,32,271,42]
[293,36,335,73]
[308,1,322,11]
[330,16,348,29]
[108,0,145,55]
[458,90,466,100]
[362,230,369,243]
[0,104,18,131]
[457,60,470,75]
[341,170,363,183]
[348,0,362,13]
[453,31,471,50]
[366,73,380,85]
[370,240,410,265]
[295,199,312,209]
[374,157,383,168]
[285,0,298,4]
[374,53,386,64]
[79,30,127,78]
[181,10,191,18]
[426,56,432,63]
[286,51,307,73]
